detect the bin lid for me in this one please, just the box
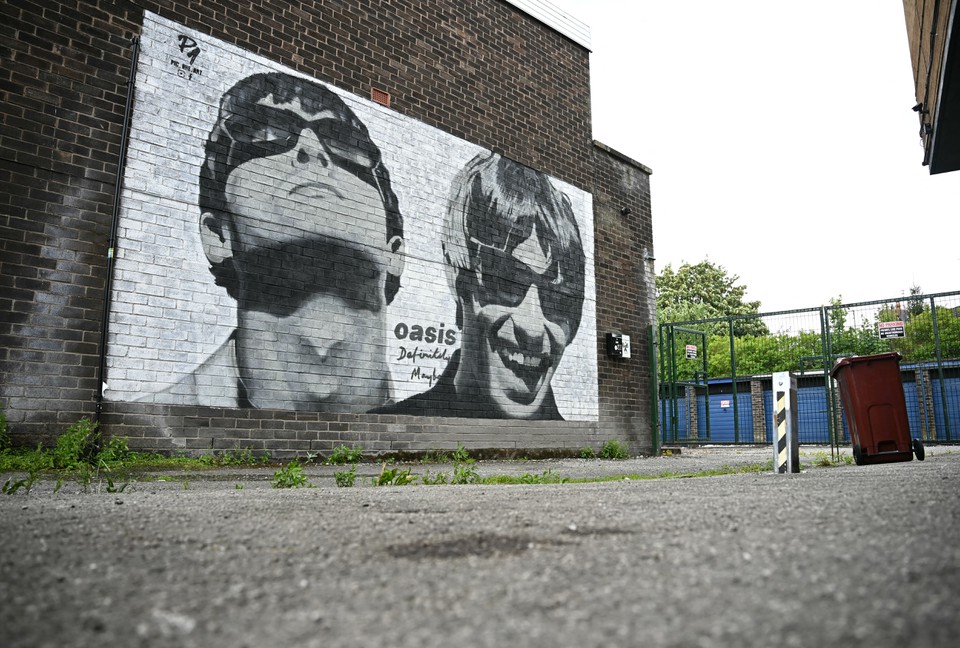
[830,352,903,379]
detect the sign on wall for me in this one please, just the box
[104,13,599,421]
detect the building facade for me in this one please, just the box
[1,0,655,457]
[903,0,960,173]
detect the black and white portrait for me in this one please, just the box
[149,72,404,412]
[105,13,599,421]
[376,153,585,419]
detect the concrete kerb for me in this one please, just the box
[6,445,957,492]
[133,445,777,486]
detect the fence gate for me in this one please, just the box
[657,290,960,450]
[659,325,712,445]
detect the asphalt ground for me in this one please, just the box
[2,445,958,648]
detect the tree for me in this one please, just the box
[828,297,887,358]
[908,283,926,318]
[888,306,960,361]
[656,260,768,337]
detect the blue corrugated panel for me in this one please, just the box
[796,385,832,444]
[699,391,753,443]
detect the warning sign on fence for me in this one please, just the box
[685,344,697,359]
[878,321,906,339]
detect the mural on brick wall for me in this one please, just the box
[104,12,598,420]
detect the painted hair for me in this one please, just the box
[442,152,585,336]
[200,72,403,304]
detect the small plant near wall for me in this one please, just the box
[421,449,450,464]
[197,447,267,467]
[420,470,448,485]
[329,445,364,465]
[272,460,309,488]
[451,445,479,484]
[452,443,470,464]
[599,439,629,460]
[2,473,37,495]
[52,417,101,469]
[579,446,596,459]
[372,463,416,486]
[519,469,568,484]
[334,464,357,488]
[804,450,855,468]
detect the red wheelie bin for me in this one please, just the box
[830,352,925,466]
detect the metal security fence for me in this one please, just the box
[657,291,960,450]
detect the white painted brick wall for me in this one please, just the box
[105,12,599,421]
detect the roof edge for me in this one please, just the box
[594,140,653,175]
[501,0,591,50]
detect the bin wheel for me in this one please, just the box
[913,439,925,462]
[853,445,864,466]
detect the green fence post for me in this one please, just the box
[930,297,951,441]
[658,323,667,447]
[649,325,660,455]
[673,325,681,444]
[729,318,739,444]
[702,331,711,443]
[820,306,838,460]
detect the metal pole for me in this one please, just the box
[649,325,660,455]
[930,297,951,441]
[668,325,679,444]
[658,324,666,448]
[702,331,711,443]
[95,37,140,423]
[729,318,739,444]
[820,306,838,460]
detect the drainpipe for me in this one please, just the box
[95,37,140,423]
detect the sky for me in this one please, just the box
[546,0,960,314]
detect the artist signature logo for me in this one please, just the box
[169,35,203,81]
[178,35,201,64]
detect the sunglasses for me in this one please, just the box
[470,238,579,324]
[234,237,384,318]
[222,107,381,174]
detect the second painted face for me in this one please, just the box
[459,226,573,418]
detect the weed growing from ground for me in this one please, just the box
[805,451,854,468]
[273,460,309,488]
[437,443,477,484]
[53,418,100,469]
[452,443,470,464]
[420,470,448,485]
[335,464,357,487]
[372,463,416,486]
[522,468,568,484]
[329,445,364,465]
[2,473,37,494]
[452,462,478,485]
[579,446,596,459]
[197,448,266,467]
[1,418,142,494]
[421,449,450,464]
[483,469,569,485]
[96,437,131,464]
[105,476,128,493]
[599,439,629,460]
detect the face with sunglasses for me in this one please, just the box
[200,94,403,411]
[215,96,397,255]
[456,224,577,418]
